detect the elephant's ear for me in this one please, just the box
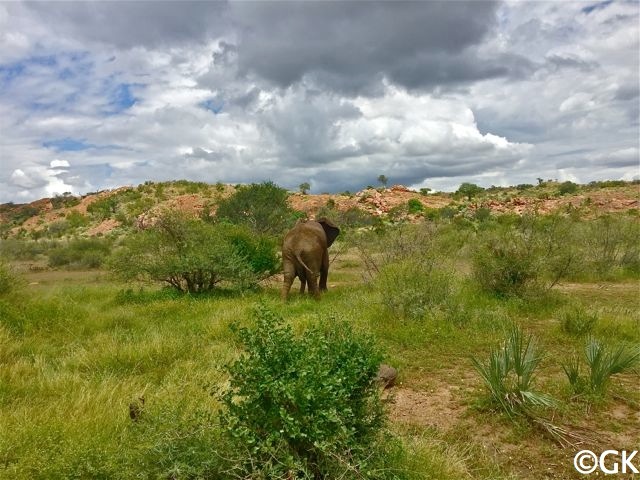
[318,218,340,247]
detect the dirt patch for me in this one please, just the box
[386,385,465,431]
[86,218,121,236]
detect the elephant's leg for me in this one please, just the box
[282,261,296,301]
[319,249,329,291]
[306,271,320,300]
[299,273,306,294]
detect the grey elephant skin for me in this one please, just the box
[281,218,340,300]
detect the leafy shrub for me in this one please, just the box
[407,198,424,214]
[472,215,579,297]
[0,238,51,260]
[221,305,386,478]
[558,181,578,195]
[474,207,492,222]
[225,226,280,276]
[65,211,89,229]
[473,326,554,417]
[472,230,539,298]
[110,213,276,293]
[582,215,640,278]
[51,193,80,209]
[87,196,119,220]
[48,238,113,269]
[564,339,639,398]
[214,181,295,235]
[0,260,20,296]
[376,259,452,320]
[559,306,598,336]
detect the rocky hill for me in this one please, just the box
[1,180,638,239]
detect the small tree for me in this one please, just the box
[558,181,578,195]
[377,175,388,188]
[456,182,484,201]
[214,181,295,235]
[298,182,311,195]
[110,212,278,293]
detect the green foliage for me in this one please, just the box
[407,198,424,214]
[221,305,386,479]
[456,182,484,201]
[558,181,578,195]
[564,339,640,398]
[0,260,20,296]
[87,196,119,220]
[48,237,113,269]
[0,238,51,260]
[472,215,580,297]
[214,181,295,234]
[419,187,431,196]
[65,211,89,229]
[473,326,554,417]
[377,174,388,187]
[51,193,80,209]
[0,203,39,227]
[474,207,492,222]
[226,226,280,276]
[472,230,539,298]
[376,259,452,320]
[582,215,640,278]
[298,182,311,194]
[110,213,276,293]
[559,306,598,336]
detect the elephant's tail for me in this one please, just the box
[295,253,314,274]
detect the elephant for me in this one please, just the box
[281,218,340,301]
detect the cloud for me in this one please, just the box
[0,1,637,202]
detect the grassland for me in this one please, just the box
[1,239,638,479]
[0,181,639,478]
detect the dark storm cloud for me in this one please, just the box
[228,1,514,94]
[24,1,229,48]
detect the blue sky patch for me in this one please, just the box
[102,80,142,114]
[200,98,224,114]
[43,138,96,151]
[582,0,613,14]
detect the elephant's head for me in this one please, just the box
[317,217,340,247]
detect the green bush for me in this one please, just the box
[48,238,113,269]
[87,196,118,220]
[51,193,80,209]
[376,259,452,320]
[0,260,19,296]
[472,215,580,297]
[582,215,640,278]
[110,213,276,293]
[0,238,51,261]
[221,305,386,478]
[407,198,424,214]
[214,181,295,234]
[558,181,578,195]
[472,230,539,298]
[559,306,598,336]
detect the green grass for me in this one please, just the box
[1,238,638,478]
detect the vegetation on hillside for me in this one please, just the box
[0,178,638,478]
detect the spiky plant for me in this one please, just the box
[472,326,555,418]
[585,338,639,396]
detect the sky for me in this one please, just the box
[0,0,638,203]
